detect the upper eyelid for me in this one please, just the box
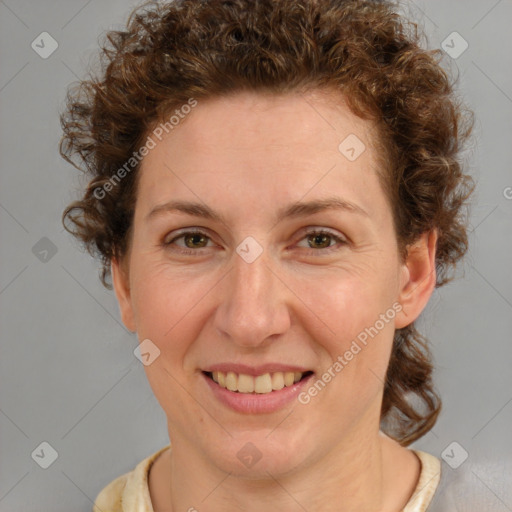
[301,226,346,240]
[164,227,214,244]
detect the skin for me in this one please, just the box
[112,89,437,512]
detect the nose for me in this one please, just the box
[213,243,291,348]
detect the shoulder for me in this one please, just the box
[403,450,442,512]
[405,447,512,511]
[425,453,512,511]
[93,472,129,512]
[92,445,172,512]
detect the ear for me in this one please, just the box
[111,258,136,332]
[395,229,438,329]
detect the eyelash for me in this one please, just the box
[163,228,347,257]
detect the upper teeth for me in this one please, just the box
[211,371,303,394]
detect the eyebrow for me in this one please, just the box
[146,196,369,224]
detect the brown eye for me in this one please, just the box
[296,228,347,255]
[307,232,333,249]
[164,229,213,256]
[182,232,209,248]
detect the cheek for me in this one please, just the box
[293,266,399,400]
[130,262,217,358]
[129,266,210,415]
[290,262,399,342]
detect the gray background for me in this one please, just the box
[0,0,511,510]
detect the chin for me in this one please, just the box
[202,426,315,479]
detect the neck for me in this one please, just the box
[151,426,419,512]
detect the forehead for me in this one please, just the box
[135,90,387,223]
[151,90,372,155]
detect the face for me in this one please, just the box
[113,89,436,477]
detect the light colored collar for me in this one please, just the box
[118,445,440,512]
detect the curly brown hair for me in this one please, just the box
[60,0,474,446]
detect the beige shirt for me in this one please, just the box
[92,445,441,512]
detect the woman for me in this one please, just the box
[60,0,474,510]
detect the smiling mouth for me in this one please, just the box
[203,370,314,394]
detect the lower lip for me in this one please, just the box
[202,372,315,414]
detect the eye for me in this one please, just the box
[163,229,213,256]
[296,228,347,255]
[163,227,347,257]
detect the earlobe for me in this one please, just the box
[111,258,137,332]
[395,230,438,329]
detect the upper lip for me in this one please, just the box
[202,363,313,376]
